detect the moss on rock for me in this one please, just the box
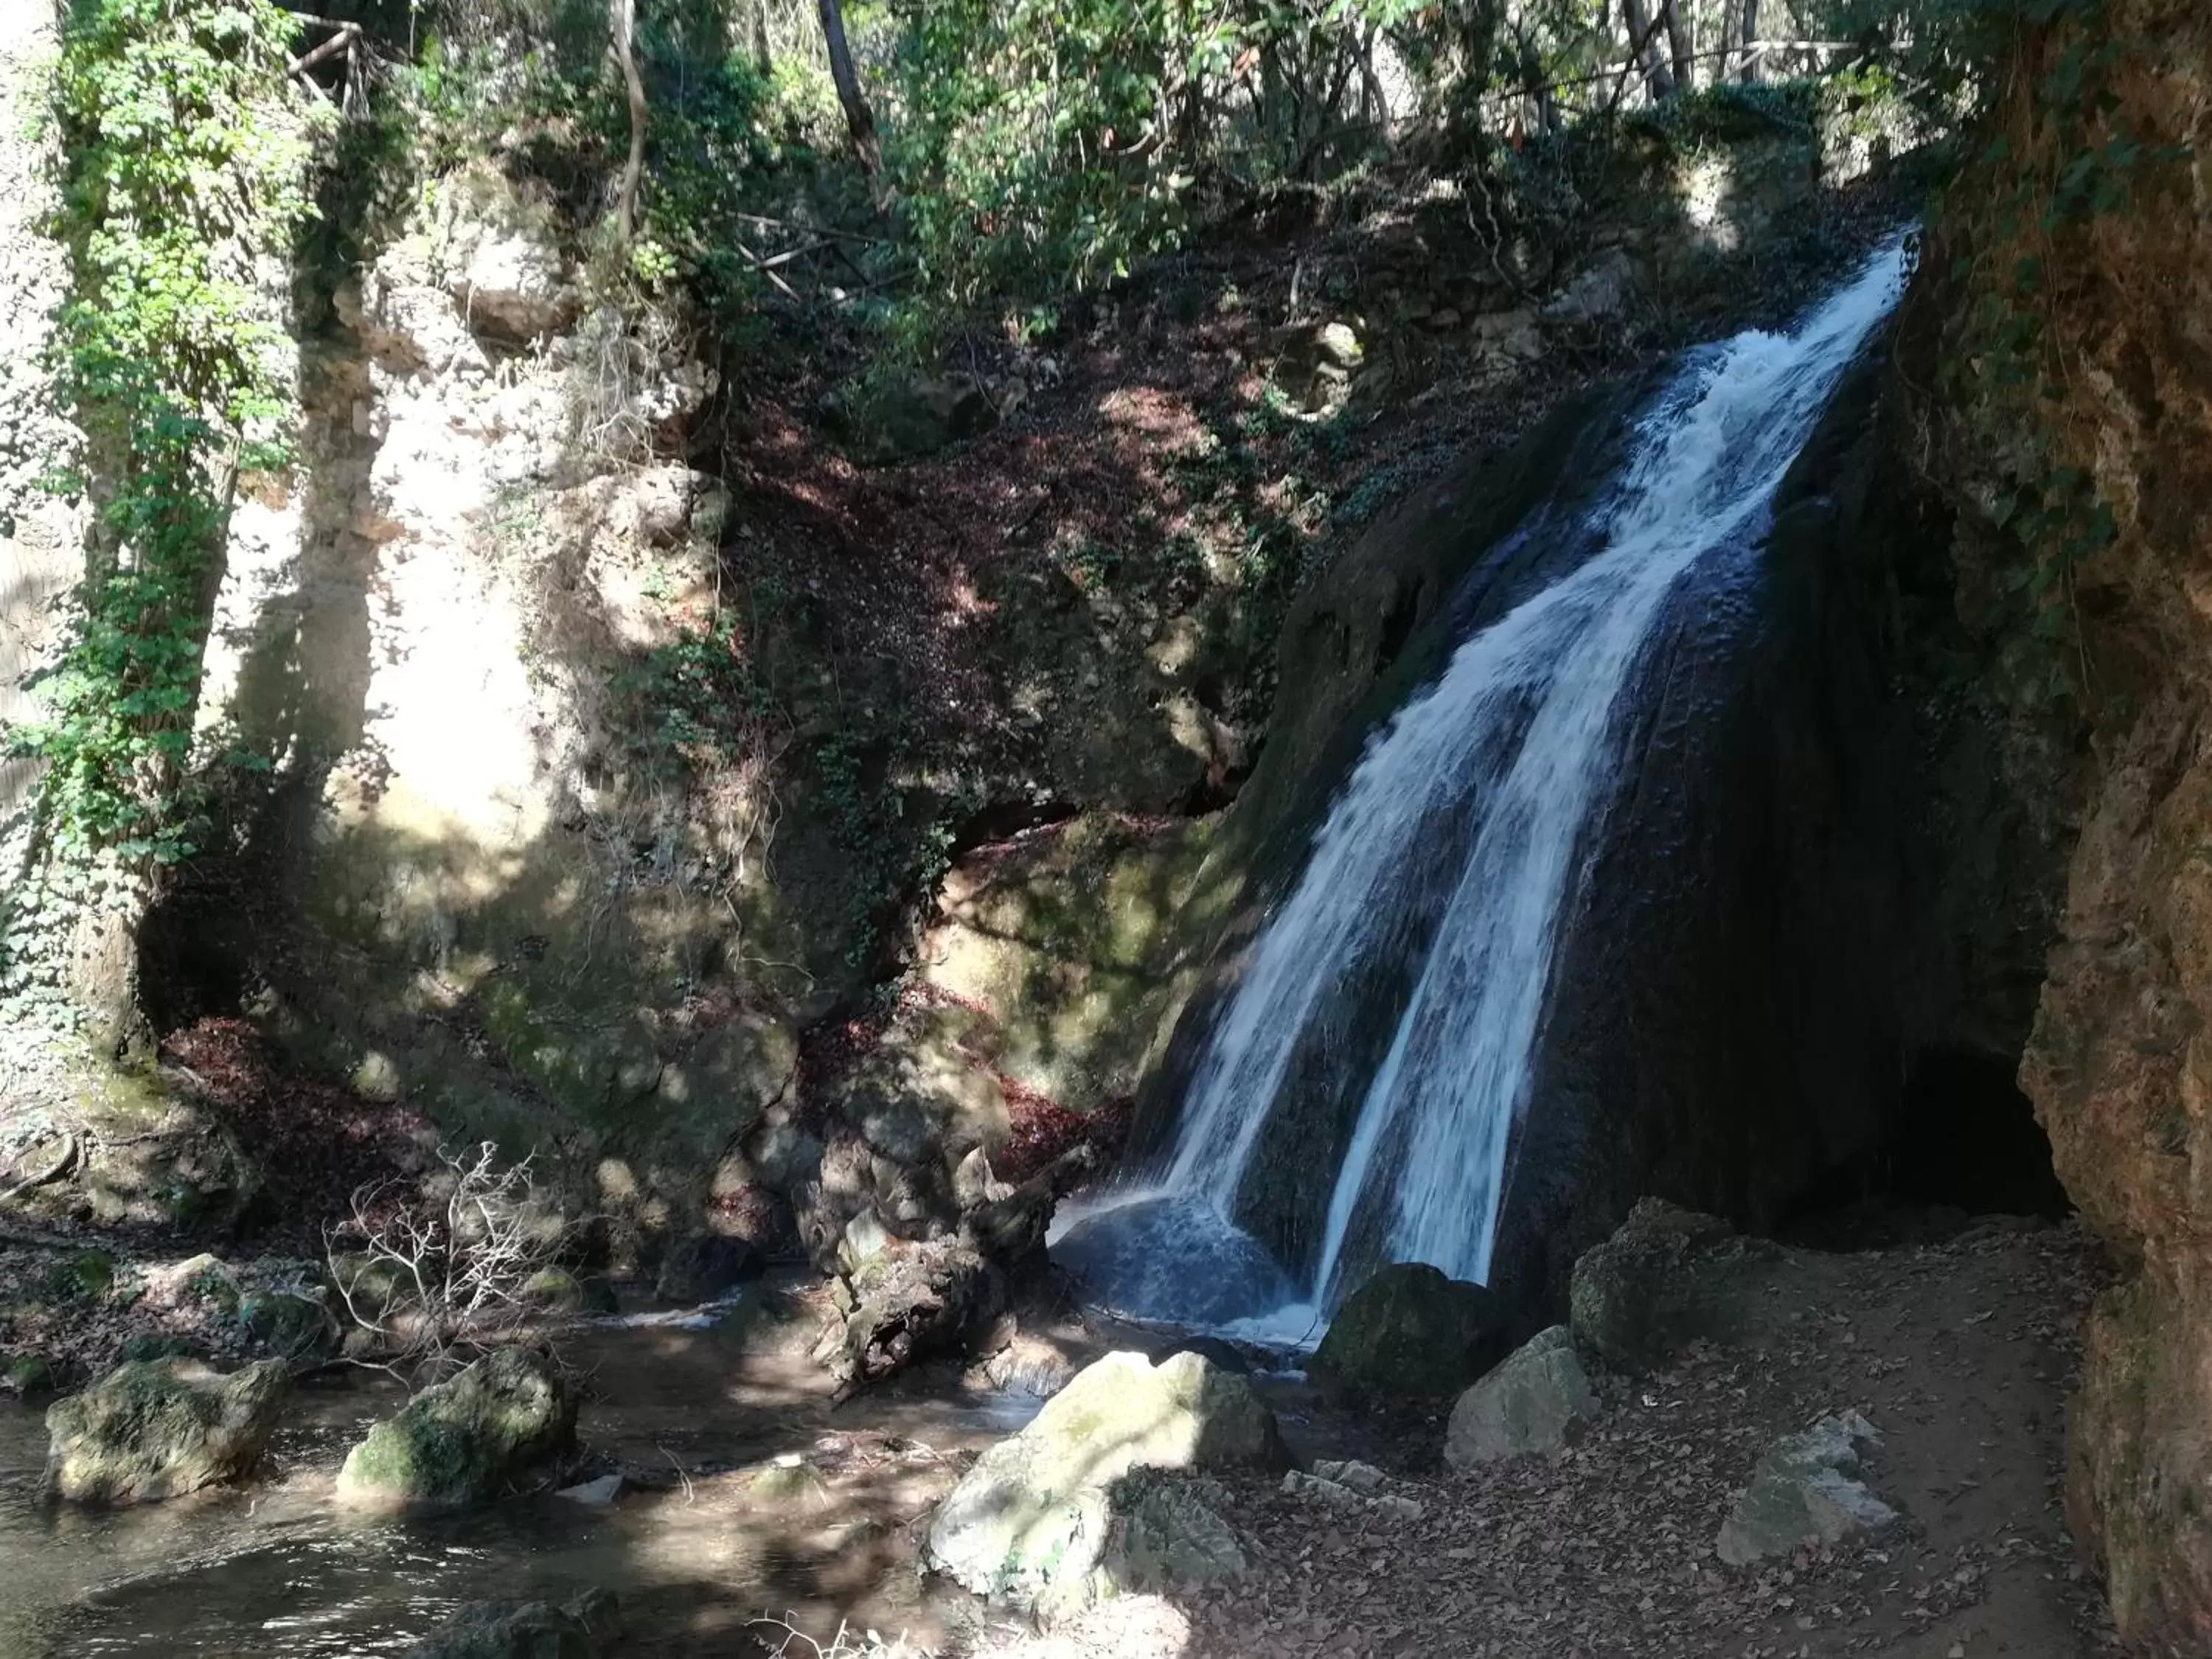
[337,1346,576,1507]
[44,1357,290,1503]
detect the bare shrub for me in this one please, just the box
[747,1617,931,1659]
[326,1141,572,1379]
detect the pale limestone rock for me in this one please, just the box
[926,1350,1287,1611]
[1444,1324,1597,1466]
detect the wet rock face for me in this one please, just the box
[1127,343,2057,1322]
[1486,358,2066,1317]
[1125,383,1646,1266]
[45,1357,291,1503]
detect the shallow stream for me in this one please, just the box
[0,1301,1051,1657]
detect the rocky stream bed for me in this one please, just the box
[0,1207,2123,1659]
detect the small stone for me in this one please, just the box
[1317,321,1364,367]
[1311,1458,1389,1493]
[748,1454,820,1502]
[836,1209,893,1273]
[1717,1413,1899,1565]
[555,1473,624,1507]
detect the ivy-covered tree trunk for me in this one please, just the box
[7,0,312,1054]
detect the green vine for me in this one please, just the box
[12,0,316,867]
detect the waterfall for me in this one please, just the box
[1055,238,1913,1337]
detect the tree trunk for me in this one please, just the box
[1621,0,1676,101]
[1662,0,1694,94]
[749,0,772,77]
[818,0,885,192]
[611,0,647,243]
[1739,0,1761,80]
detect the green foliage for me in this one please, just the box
[11,0,314,867]
[1622,77,1817,148]
[613,615,773,780]
[45,1248,116,1307]
[883,0,1433,307]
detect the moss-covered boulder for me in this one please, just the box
[925,1349,1287,1612]
[337,1346,576,1507]
[1308,1262,1512,1410]
[518,1267,617,1317]
[44,1357,291,1503]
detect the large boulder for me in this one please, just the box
[1444,1324,1598,1466]
[1716,1412,1899,1565]
[45,1357,290,1503]
[338,1347,576,1506]
[925,1349,1287,1613]
[1309,1262,1512,1410]
[1568,1200,1840,1374]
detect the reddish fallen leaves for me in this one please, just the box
[159,1018,431,1245]
[996,1082,1130,1189]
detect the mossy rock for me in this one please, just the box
[337,1346,577,1507]
[240,1290,340,1360]
[1,1354,57,1397]
[328,1253,414,1321]
[44,1249,116,1306]
[747,1457,821,1503]
[922,814,1227,1116]
[178,1253,241,1312]
[44,1357,291,1503]
[1310,1262,1514,1411]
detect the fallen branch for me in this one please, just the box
[285,21,358,78]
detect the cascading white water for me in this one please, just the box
[1056,238,1912,1337]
